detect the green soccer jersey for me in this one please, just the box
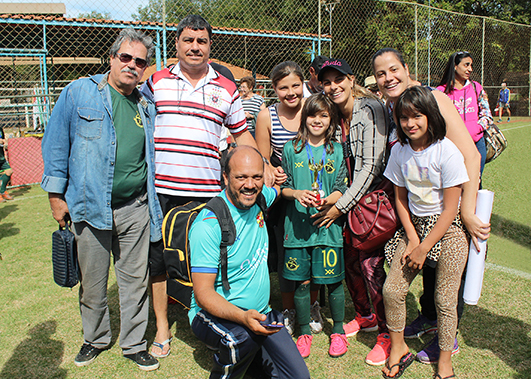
[281,141,348,248]
[109,86,147,206]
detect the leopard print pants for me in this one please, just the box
[383,225,468,351]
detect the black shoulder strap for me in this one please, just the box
[204,196,235,291]
[256,192,267,214]
[470,81,482,117]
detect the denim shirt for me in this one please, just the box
[41,73,163,242]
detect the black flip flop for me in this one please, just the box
[382,352,415,378]
[434,373,456,379]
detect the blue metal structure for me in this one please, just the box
[0,16,330,126]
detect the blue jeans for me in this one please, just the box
[192,309,310,379]
[476,135,486,177]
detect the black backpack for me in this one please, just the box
[163,194,267,309]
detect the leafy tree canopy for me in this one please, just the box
[416,0,531,24]
[78,11,112,20]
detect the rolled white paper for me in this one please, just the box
[463,190,494,305]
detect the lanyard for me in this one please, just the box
[305,143,326,190]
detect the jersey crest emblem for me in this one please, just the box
[208,87,223,108]
[325,158,335,174]
[134,111,143,128]
[256,211,265,228]
[286,257,299,271]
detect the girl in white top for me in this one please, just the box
[382,86,469,379]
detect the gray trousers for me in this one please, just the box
[73,193,150,354]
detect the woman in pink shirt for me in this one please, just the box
[437,51,493,175]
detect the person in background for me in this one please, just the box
[303,55,328,97]
[41,28,162,371]
[0,126,14,202]
[364,75,383,99]
[239,75,266,136]
[497,82,511,123]
[437,51,493,175]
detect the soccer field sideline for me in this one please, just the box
[499,120,531,131]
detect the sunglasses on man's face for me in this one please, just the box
[116,53,148,69]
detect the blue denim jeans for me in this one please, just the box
[475,135,487,176]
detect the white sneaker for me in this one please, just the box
[282,308,296,336]
[309,301,324,334]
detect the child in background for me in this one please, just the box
[381,86,469,379]
[281,93,348,358]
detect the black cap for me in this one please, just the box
[317,58,354,81]
[310,55,329,72]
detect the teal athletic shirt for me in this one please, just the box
[188,186,277,324]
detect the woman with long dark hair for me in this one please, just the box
[437,51,493,175]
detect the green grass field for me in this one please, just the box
[0,119,530,378]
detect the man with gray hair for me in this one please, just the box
[41,28,163,371]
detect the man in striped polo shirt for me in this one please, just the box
[140,14,269,358]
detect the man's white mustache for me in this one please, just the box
[121,68,139,77]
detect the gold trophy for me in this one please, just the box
[308,158,324,203]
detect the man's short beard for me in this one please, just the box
[227,185,256,210]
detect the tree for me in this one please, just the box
[418,0,531,24]
[133,0,317,77]
[134,0,315,33]
[78,11,112,20]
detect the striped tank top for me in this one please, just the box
[269,103,298,163]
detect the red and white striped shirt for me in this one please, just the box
[141,63,247,197]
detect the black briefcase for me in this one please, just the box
[52,225,79,288]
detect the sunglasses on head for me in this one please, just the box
[117,53,148,69]
[456,51,470,57]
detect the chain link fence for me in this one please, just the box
[334,0,531,117]
[1,0,530,184]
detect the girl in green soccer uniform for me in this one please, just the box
[281,93,348,358]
